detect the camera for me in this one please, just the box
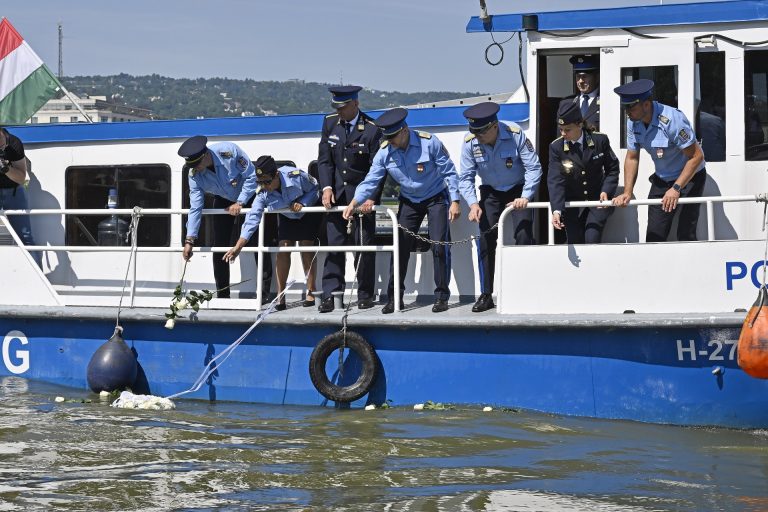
[0,148,9,175]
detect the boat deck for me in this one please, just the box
[0,300,747,329]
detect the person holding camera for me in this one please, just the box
[0,127,40,266]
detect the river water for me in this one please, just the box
[0,376,766,511]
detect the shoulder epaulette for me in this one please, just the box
[325,113,339,118]
[658,114,670,125]
[365,119,376,125]
[291,169,301,176]
[464,133,476,142]
[552,136,564,142]
[591,131,605,135]
[380,140,389,149]
[417,131,432,139]
[505,124,521,134]
[218,151,233,158]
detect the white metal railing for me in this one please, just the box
[0,206,402,311]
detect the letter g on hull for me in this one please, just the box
[3,330,29,375]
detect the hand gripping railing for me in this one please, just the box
[0,206,402,311]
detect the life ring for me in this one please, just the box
[309,330,377,402]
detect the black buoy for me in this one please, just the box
[86,326,138,393]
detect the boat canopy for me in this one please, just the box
[466,0,768,33]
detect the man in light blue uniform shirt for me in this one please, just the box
[343,108,461,314]
[459,102,542,313]
[179,135,259,298]
[612,79,706,242]
[224,155,320,310]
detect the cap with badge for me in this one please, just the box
[329,85,362,109]
[254,155,278,183]
[178,135,208,171]
[375,108,409,139]
[557,101,583,126]
[614,79,655,106]
[569,55,598,73]
[463,102,500,134]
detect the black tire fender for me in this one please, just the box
[309,330,377,403]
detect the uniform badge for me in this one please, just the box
[219,151,233,158]
[416,163,425,173]
[656,148,664,159]
[357,122,364,132]
[505,157,513,169]
[329,134,339,141]
[237,156,247,170]
[562,160,574,175]
[525,138,534,152]
[678,129,691,143]
[230,179,238,188]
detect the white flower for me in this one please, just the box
[164,318,176,330]
[413,403,424,411]
[54,396,65,402]
[364,404,376,411]
[483,406,493,412]
[175,298,188,311]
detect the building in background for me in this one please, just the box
[29,94,153,124]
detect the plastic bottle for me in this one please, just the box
[97,188,129,246]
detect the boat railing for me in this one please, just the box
[0,206,403,311]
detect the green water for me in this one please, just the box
[1,376,767,511]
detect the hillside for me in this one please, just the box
[60,74,482,120]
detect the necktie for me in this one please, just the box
[581,95,590,118]
[343,122,351,135]
[572,141,582,156]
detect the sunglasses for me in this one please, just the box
[470,122,496,135]
[257,175,275,185]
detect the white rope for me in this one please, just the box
[116,207,142,327]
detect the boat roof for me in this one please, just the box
[10,103,529,144]
[466,0,768,33]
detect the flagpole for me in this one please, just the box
[56,81,94,123]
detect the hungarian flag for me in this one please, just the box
[0,18,60,124]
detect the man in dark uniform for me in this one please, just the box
[317,85,383,312]
[179,135,262,298]
[547,102,619,244]
[0,127,40,266]
[611,79,706,242]
[343,108,461,314]
[558,55,600,131]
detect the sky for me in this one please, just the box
[5,0,724,94]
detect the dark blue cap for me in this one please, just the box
[254,155,278,180]
[329,85,362,107]
[463,102,500,133]
[178,135,208,169]
[375,108,408,138]
[614,79,654,105]
[557,101,582,126]
[569,55,598,73]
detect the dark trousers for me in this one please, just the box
[322,209,376,300]
[646,169,707,242]
[0,185,40,266]
[563,207,613,244]
[212,195,273,298]
[387,193,451,302]
[477,184,533,294]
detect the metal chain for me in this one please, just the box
[397,221,500,247]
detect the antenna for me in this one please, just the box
[57,22,63,78]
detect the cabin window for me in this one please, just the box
[619,66,677,149]
[696,51,726,162]
[745,50,768,161]
[65,165,171,246]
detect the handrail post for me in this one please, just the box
[547,205,555,246]
[387,207,401,312]
[706,200,715,241]
[256,215,265,311]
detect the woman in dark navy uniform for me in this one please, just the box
[547,102,619,244]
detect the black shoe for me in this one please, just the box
[358,298,375,310]
[472,293,495,313]
[302,296,316,308]
[432,299,448,313]
[382,301,395,314]
[275,302,287,311]
[318,297,334,313]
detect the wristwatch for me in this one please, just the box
[672,183,682,193]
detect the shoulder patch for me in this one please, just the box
[417,131,432,139]
[291,169,301,176]
[678,128,691,143]
[325,113,339,118]
[464,133,476,142]
[505,124,521,134]
[524,138,534,152]
[219,151,233,158]
[658,114,670,125]
[236,156,248,169]
[380,140,389,149]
